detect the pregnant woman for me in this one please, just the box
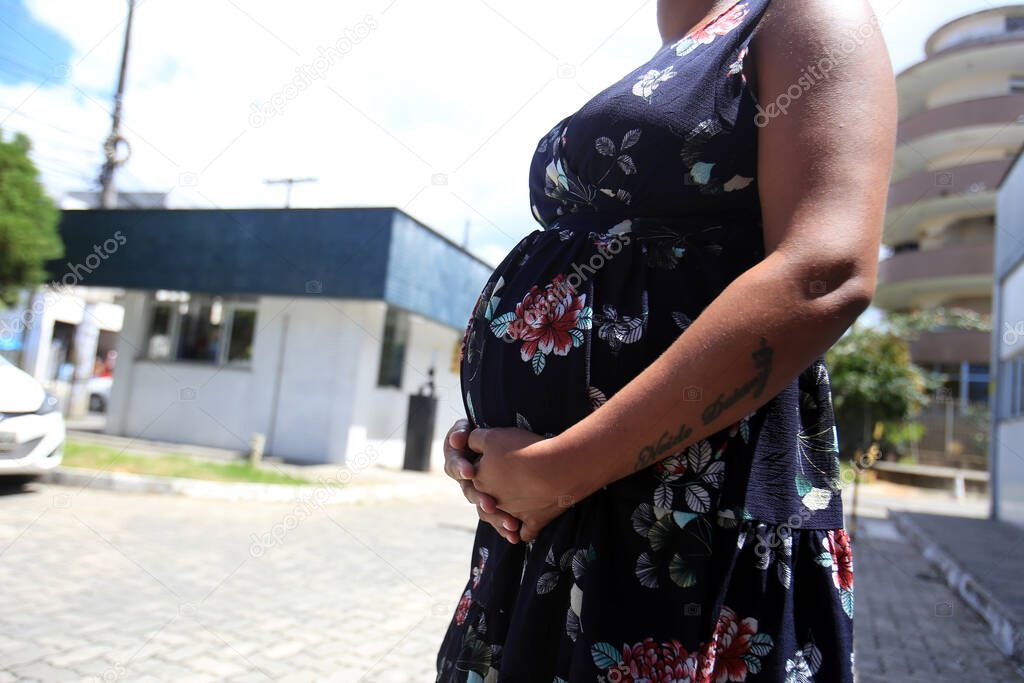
[438,0,894,680]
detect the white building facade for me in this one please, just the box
[992,152,1024,527]
[57,207,493,468]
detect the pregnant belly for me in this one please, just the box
[458,225,686,437]
[459,232,609,436]
[461,273,595,436]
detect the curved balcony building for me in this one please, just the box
[879,5,1024,403]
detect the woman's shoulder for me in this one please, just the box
[752,0,884,62]
[747,0,893,124]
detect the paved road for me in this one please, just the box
[0,483,471,682]
[0,482,1019,682]
[851,517,1024,682]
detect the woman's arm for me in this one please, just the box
[469,0,896,542]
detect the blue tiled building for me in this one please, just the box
[55,207,494,465]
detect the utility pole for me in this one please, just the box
[99,0,136,209]
[265,177,317,208]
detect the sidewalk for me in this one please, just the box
[58,430,452,504]
[852,518,1024,682]
[894,511,1024,663]
[845,481,1024,681]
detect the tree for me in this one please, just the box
[0,130,63,305]
[826,321,934,457]
[827,308,993,459]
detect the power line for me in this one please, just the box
[0,53,57,82]
[0,104,101,151]
[37,140,100,161]
[30,151,100,169]
[33,161,95,184]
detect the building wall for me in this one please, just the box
[880,11,1024,386]
[926,71,1015,108]
[108,291,270,455]
[993,255,1024,526]
[106,291,465,468]
[54,207,493,331]
[344,301,466,471]
[992,155,1024,526]
[929,12,1011,54]
[14,288,124,408]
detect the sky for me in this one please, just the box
[0,0,1011,267]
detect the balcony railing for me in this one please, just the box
[897,93,1024,146]
[887,158,1012,212]
[877,242,994,286]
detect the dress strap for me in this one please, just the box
[734,0,772,52]
[672,0,771,63]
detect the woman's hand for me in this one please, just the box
[468,427,585,543]
[443,419,523,544]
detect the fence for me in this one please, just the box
[909,399,989,470]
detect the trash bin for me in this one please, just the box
[403,393,438,471]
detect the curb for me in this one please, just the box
[893,511,1024,665]
[39,466,452,504]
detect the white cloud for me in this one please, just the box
[3,0,999,265]
[8,0,661,264]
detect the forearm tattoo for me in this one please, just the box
[632,337,774,472]
[701,336,773,425]
[634,422,694,471]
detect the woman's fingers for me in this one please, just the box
[448,419,470,450]
[461,481,522,544]
[460,480,495,510]
[471,486,499,514]
[444,451,474,482]
[443,420,473,481]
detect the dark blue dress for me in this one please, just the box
[438,2,856,681]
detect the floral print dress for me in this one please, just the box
[438,2,856,681]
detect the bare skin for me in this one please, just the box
[657,0,746,46]
[444,0,897,543]
[443,419,523,544]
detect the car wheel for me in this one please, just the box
[0,475,38,490]
[89,394,106,413]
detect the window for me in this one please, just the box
[227,309,256,363]
[1011,356,1024,419]
[145,292,257,366]
[377,306,410,388]
[930,362,960,401]
[147,303,174,359]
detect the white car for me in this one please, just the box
[0,357,65,476]
[88,375,112,413]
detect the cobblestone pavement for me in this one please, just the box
[0,482,1020,682]
[0,483,472,682]
[852,517,1024,682]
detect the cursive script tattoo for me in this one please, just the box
[632,337,774,472]
[634,422,693,471]
[701,337,773,425]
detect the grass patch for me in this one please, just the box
[62,440,310,486]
